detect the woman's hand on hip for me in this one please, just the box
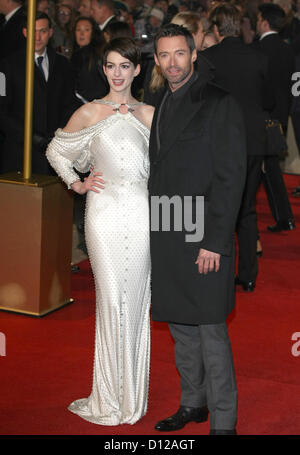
[71,172,105,194]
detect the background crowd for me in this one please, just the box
[0,0,299,287]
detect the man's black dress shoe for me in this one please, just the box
[267,219,296,232]
[209,429,237,435]
[292,185,300,195]
[235,276,255,292]
[154,406,209,431]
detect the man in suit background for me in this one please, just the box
[202,3,273,291]
[0,0,26,60]
[90,0,117,32]
[275,0,300,53]
[149,24,246,435]
[0,11,80,175]
[255,2,296,232]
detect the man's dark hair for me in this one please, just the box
[104,21,133,40]
[258,3,286,32]
[103,37,141,67]
[95,0,115,11]
[23,12,52,29]
[209,3,241,37]
[154,23,195,55]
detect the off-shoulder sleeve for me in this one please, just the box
[46,127,94,188]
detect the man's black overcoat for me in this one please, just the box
[148,73,247,325]
[0,46,79,174]
[0,6,26,60]
[254,33,294,133]
[202,36,274,156]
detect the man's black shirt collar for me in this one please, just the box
[167,70,198,100]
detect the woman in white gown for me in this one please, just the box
[46,38,154,426]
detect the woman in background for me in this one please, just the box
[52,3,77,57]
[171,11,205,51]
[71,16,107,103]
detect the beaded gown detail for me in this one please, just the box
[46,104,151,425]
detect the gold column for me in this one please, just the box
[0,1,75,316]
[0,179,74,317]
[23,0,36,180]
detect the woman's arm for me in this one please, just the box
[46,103,105,190]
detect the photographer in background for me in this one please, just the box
[134,7,164,53]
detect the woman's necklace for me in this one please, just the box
[96,99,143,114]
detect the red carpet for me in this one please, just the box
[1,174,300,435]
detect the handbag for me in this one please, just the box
[265,119,288,159]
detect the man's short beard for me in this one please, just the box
[165,63,193,88]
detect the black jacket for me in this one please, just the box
[253,33,295,133]
[0,46,80,174]
[148,73,247,324]
[71,45,109,102]
[203,36,274,155]
[0,6,26,60]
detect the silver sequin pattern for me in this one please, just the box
[46,112,151,425]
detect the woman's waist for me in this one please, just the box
[101,177,148,187]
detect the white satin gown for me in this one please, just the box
[46,102,151,425]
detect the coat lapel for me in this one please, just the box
[46,46,55,84]
[35,65,47,87]
[155,78,206,164]
[149,89,166,163]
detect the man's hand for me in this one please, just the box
[195,248,221,274]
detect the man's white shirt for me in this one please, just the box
[259,31,278,41]
[5,5,22,22]
[99,15,115,30]
[35,49,49,82]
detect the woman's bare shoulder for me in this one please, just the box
[63,101,109,133]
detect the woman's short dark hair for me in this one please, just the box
[102,37,141,68]
[258,3,286,32]
[153,23,195,56]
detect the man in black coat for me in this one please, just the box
[90,0,118,32]
[149,24,247,435]
[0,12,80,175]
[0,0,26,60]
[202,3,273,291]
[255,3,296,232]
